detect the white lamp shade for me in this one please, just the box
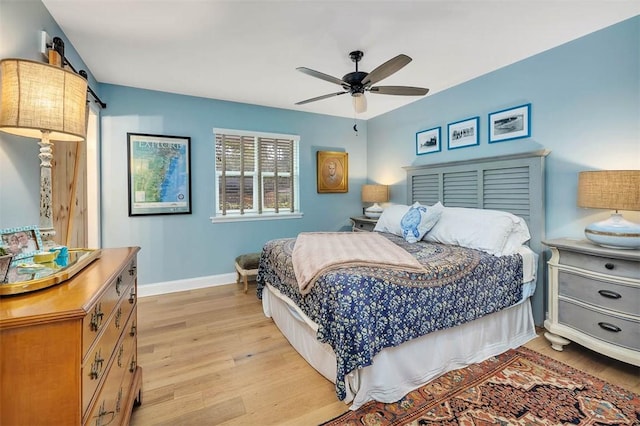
[0,58,87,141]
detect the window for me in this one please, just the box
[212,128,301,222]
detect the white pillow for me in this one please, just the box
[400,202,444,243]
[373,204,411,235]
[423,207,530,256]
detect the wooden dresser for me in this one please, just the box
[0,247,142,426]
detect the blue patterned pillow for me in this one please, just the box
[400,202,443,243]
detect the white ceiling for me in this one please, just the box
[41,1,639,120]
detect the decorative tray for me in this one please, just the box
[0,249,101,296]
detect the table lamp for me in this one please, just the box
[362,184,389,218]
[577,170,640,249]
[0,58,87,247]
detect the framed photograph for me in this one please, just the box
[317,151,348,193]
[448,116,479,150]
[416,126,441,155]
[489,103,531,143]
[0,225,43,262]
[127,133,192,216]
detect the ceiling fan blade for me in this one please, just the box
[295,91,348,105]
[361,54,412,86]
[296,67,346,86]
[369,86,429,96]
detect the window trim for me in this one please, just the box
[212,128,301,223]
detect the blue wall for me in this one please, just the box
[99,84,367,285]
[368,16,639,240]
[1,0,638,303]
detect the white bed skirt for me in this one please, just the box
[262,283,537,410]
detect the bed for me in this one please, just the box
[257,150,549,410]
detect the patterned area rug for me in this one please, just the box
[321,347,640,425]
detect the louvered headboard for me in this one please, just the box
[404,150,550,325]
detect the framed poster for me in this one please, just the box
[489,103,531,143]
[416,126,441,155]
[448,116,479,150]
[127,133,192,216]
[317,151,348,193]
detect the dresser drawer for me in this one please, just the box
[560,251,640,279]
[558,299,640,352]
[84,357,127,426]
[82,295,135,415]
[558,271,640,316]
[82,266,136,357]
[87,336,137,426]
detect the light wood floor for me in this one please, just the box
[130,283,640,426]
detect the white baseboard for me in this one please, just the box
[138,272,238,297]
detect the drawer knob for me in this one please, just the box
[129,265,137,276]
[129,323,137,337]
[604,263,615,270]
[129,288,137,304]
[598,322,622,333]
[598,289,622,299]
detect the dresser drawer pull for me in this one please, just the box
[90,350,105,380]
[115,307,123,329]
[90,303,104,331]
[598,289,622,299]
[117,344,124,367]
[94,401,115,426]
[604,263,615,270]
[116,387,123,414]
[598,322,622,333]
[116,275,123,296]
[129,323,137,337]
[129,288,136,304]
[129,358,137,373]
[129,264,137,276]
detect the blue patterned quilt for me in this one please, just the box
[256,232,524,400]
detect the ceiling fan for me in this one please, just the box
[295,50,429,113]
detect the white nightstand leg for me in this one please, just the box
[544,331,571,351]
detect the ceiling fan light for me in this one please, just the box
[352,93,367,113]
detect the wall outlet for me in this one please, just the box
[40,30,51,58]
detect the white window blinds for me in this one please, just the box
[214,129,300,217]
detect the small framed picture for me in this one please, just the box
[448,116,479,150]
[489,103,531,143]
[317,150,348,193]
[127,133,192,216]
[0,225,43,263]
[416,126,441,155]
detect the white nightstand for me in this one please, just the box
[350,216,378,232]
[542,238,639,366]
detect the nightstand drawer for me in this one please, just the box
[350,216,378,232]
[561,251,640,279]
[558,299,640,352]
[558,271,640,316]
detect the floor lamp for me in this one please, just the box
[0,58,87,247]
